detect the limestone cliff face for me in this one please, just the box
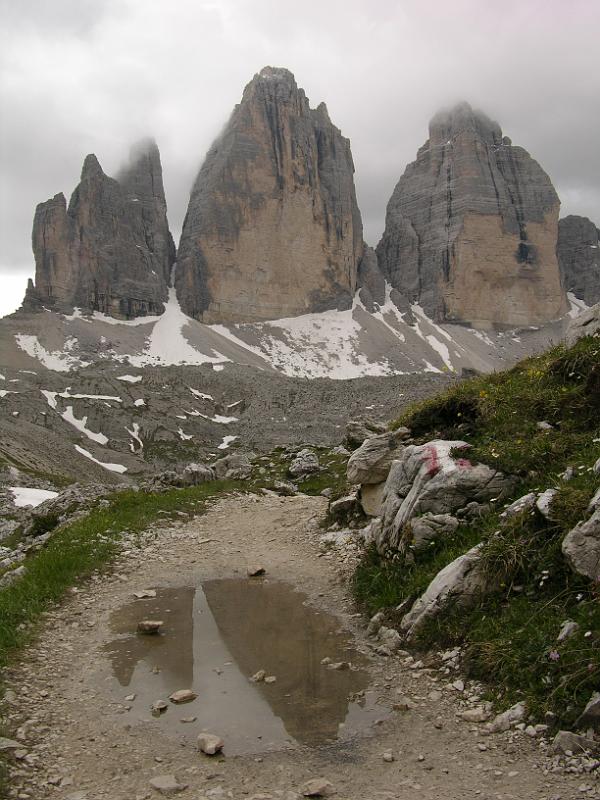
[377,102,568,328]
[176,67,364,323]
[27,140,174,318]
[557,215,600,306]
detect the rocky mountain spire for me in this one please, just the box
[557,214,600,306]
[26,139,174,319]
[176,66,364,323]
[376,102,568,328]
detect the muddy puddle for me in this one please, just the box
[102,579,387,754]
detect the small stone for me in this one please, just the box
[138,620,164,635]
[151,700,168,716]
[301,778,335,797]
[557,620,579,643]
[197,733,224,755]
[451,680,465,692]
[0,737,21,751]
[149,774,187,795]
[134,589,157,598]
[460,707,491,723]
[250,670,266,682]
[264,675,277,684]
[169,689,197,704]
[180,716,197,723]
[125,694,136,702]
[247,566,266,577]
[327,661,350,671]
[382,750,394,762]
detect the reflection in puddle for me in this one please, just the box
[103,579,385,754]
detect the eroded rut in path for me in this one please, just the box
[5,494,583,800]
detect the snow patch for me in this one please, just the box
[198,413,239,425]
[133,398,145,407]
[9,487,59,508]
[117,374,142,383]
[126,422,143,452]
[74,445,127,473]
[128,287,230,368]
[177,427,193,441]
[218,435,238,450]
[15,334,89,372]
[61,406,109,445]
[189,388,214,401]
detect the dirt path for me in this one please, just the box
[4,494,584,799]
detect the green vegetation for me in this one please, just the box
[354,335,600,727]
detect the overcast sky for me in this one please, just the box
[1,0,599,317]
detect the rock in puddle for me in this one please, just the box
[138,619,164,634]
[247,565,266,577]
[133,589,157,599]
[151,700,168,716]
[169,689,197,704]
[197,732,225,755]
[302,778,336,797]
[149,774,188,795]
[250,669,267,682]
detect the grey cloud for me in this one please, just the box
[1,0,598,298]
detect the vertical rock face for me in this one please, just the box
[377,102,568,328]
[176,66,364,323]
[27,140,174,318]
[557,215,600,306]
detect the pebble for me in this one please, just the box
[382,749,394,762]
[169,689,197,704]
[137,620,164,635]
[148,774,187,795]
[301,778,335,797]
[197,733,225,755]
[247,566,266,577]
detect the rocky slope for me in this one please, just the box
[25,139,175,319]
[176,66,364,323]
[377,102,568,328]
[558,214,600,306]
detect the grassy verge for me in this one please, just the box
[353,335,600,727]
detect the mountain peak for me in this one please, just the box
[429,102,502,146]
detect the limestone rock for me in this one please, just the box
[176,66,363,323]
[301,778,335,797]
[562,510,600,582]
[344,419,387,449]
[26,139,174,319]
[169,689,197,704]
[149,774,188,795]
[138,620,163,634]
[557,215,600,306]
[197,732,224,755]
[289,449,319,477]
[359,482,386,517]
[483,702,527,734]
[500,492,537,520]
[551,730,600,756]
[375,440,514,554]
[328,494,357,518]
[376,102,567,327]
[567,301,600,345]
[408,513,459,551]
[212,452,252,480]
[346,428,410,485]
[577,693,600,730]
[557,620,579,643]
[400,544,489,639]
